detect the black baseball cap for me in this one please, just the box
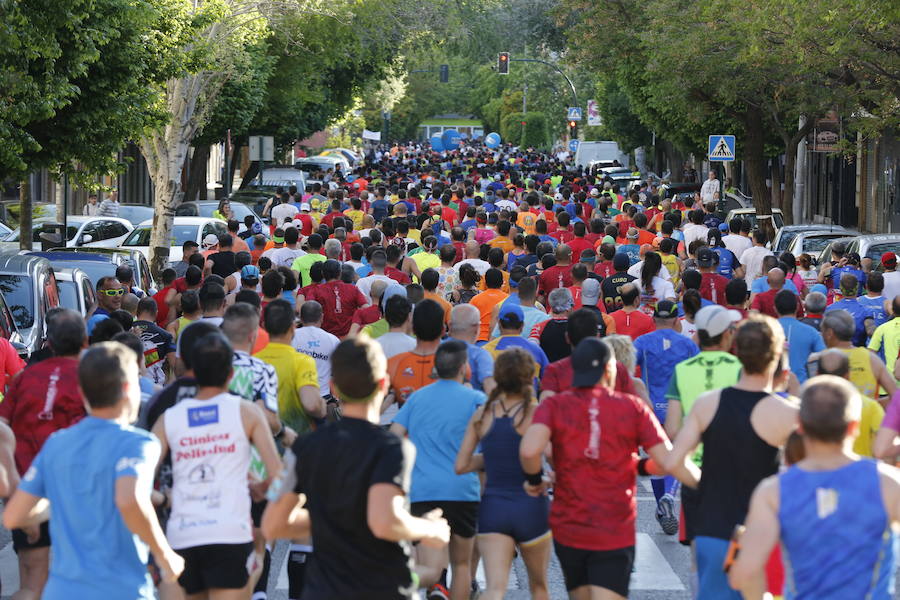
[654,300,678,319]
[697,248,716,267]
[571,337,612,388]
[613,253,631,271]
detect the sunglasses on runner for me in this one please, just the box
[100,289,125,297]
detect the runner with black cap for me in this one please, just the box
[521,337,699,599]
[600,253,635,313]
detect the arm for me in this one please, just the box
[367,483,449,547]
[389,422,407,437]
[115,476,184,582]
[454,410,485,475]
[646,441,700,488]
[728,478,780,596]
[874,426,900,461]
[243,402,284,493]
[664,398,684,439]
[2,490,49,530]
[261,490,311,540]
[661,392,712,480]
[151,418,169,469]
[300,385,326,420]
[520,423,552,496]
[871,353,897,400]
[0,421,19,497]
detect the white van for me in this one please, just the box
[573,141,630,170]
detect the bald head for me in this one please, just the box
[817,348,850,379]
[465,240,480,258]
[555,244,572,264]
[800,375,862,443]
[767,267,785,289]
[449,303,480,333]
[369,280,388,302]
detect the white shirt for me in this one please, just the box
[740,245,774,282]
[883,271,900,303]
[357,274,394,302]
[682,223,710,249]
[271,202,299,225]
[495,199,517,211]
[455,258,491,276]
[377,332,416,359]
[292,326,340,396]
[634,276,676,302]
[679,318,698,341]
[700,178,719,203]
[268,246,305,269]
[627,261,671,280]
[723,234,752,258]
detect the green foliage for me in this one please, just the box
[594,79,652,153]
[501,112,548,149]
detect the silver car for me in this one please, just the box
[785,229,856,261]
[0,252,61,355]
[845,234,900,270]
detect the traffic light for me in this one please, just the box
[439,64,449,83]
[498,52,510,75]
[568,120,578,138]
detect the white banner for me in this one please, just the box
[587,99,602,127]
[362,129,381,141]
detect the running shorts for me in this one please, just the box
[251,499,267,528]
[679,484,701,546]
[12,521,51,551]
[554,541,635,597]
[411,501,479,538]
[176,542,255,594]
[477,493,550,544]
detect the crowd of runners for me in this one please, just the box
[0,141,897,599]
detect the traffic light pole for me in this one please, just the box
[508,58,578,110]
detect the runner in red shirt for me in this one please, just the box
[152,268,178,327]
[305,260,369,338]
[611,283,656,340]
[697,248,729,306]
[0,309,88,597]
[550,213,574,245]
[521,337,698,599]
[567,222,594,260]
[538,246,574,298]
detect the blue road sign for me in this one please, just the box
[568,139,580,153]
[567,107,582,121]
[708,135,736,161]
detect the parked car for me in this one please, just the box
[320,148,360,166]
[176,201,264,231]
[119,217,227,265]
[0,252,61,355]
[0,290,27,358]
[816,237,858,266]
[0,215,133,251]
[0,221,12,240]
[53,267,97,318]
[845,234,900,270]
[116,204,156,227]
[725,208,785,233]
[296,155,351,176]
[35,248,156,295]
[771,224,854,255]
[785,230,857,262]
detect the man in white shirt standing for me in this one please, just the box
[723,217,753,258]
[271,197,299,227]
[700,170,719,204]
[291,301,341,420]
[881,252,900,303]
[740,230,775,282]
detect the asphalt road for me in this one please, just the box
[0,478,693,599]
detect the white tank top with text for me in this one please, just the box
[164,393,252,548]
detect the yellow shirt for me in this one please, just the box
[840,347,880,399]
[853,396,885,457]
[343,209,365,230]
[254,342,318,433]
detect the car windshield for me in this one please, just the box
[188,203,256,221]
[739,212,784,231]
[57,280,79,311]
[117,206,154,226]
[123,225,199,247]
[0,274,34,329]
[804,235,846,253]
[775,231,801,253]
[52,261,116,287]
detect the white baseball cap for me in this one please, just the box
[694,305,743,337]
[202,234,218,248]
[300,202,311,212]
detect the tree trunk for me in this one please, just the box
[771,158,782,209]
[240,161,260,189]
[743,107,776,240]
[184,145,210,203]
[19,179,32,251]
[780,119,815,227]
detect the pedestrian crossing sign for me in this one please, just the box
[567,107,582,121]
[708,135,735,162]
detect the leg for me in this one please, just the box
[287,544,312,600]
[159,581,187,600]
[11,546,49,600]
[519,535,552,600]
[208,589,253,600]
[448,533,476,600]
[415,542,449,589]
[589,586,626,600]
[475,534,515,600]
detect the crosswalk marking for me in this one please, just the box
[632,532,686,590]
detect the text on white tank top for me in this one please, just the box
[164,393,252,548]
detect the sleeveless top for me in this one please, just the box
[713,247,736,279]
[164,394,252,549]
[661,253,680,285]
[840,347,879,398]
[780,460,897,599]
[696,387,780,540]
[482,410,529,496]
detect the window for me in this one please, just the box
[865,243,900,264]
[58,280,79,312]
[0,294,14,340]
[104,221,130,239]
[80,221,102,243]
[124,225,199,247]
[44,270,60,310]
[0,274,35,329]
[82,277,97,312]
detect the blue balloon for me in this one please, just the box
[441,129,462,150]
[484,132,502,149]
[430,134,444,152]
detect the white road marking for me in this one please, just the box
[641,478,654,493]
[631,532,686,590]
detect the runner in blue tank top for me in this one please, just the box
[730,375,900,599]
[634,300,699,535]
